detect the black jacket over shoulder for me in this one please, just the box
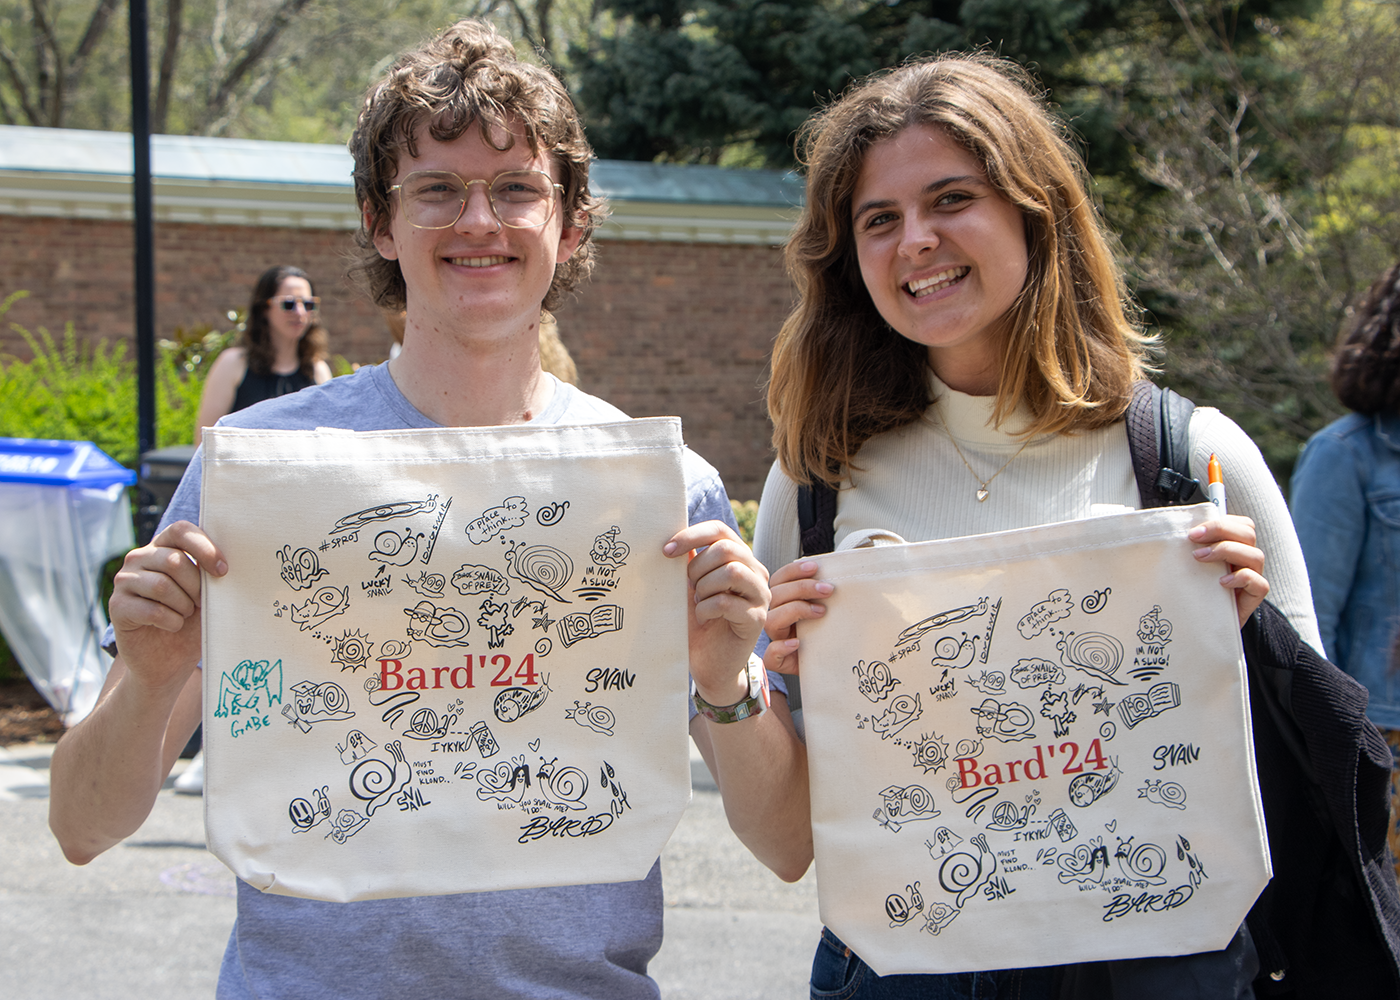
[1057,602,1400,1000]
[1243,600,1400,998]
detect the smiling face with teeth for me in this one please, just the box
[851,124,1029,395]
[371,121,582,343]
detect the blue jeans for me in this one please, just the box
[810,928,1056,1000]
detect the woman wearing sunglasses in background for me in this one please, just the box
[194,264,333,446]
[181,265,332,794]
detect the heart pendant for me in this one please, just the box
[976,488,990,503]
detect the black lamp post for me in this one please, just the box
[130,0,156,460]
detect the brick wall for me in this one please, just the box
[0,217,790,500]
[564,241,792,501]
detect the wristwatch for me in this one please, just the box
[692,655,770,724]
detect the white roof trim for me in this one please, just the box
[0,168,797,244]
[0,126,800,245]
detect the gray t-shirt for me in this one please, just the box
[160,364,737,1000]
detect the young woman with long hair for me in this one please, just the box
[746,54,1324,999]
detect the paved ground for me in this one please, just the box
[0,740,821,999]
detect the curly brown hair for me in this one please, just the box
[1333,261,1400,415]
[243,265,328,378]
[348,20,608,311]
[768,55,1153,486]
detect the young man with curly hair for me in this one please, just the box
[48,22,794,998]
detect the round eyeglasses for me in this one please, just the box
[389,170,563,230]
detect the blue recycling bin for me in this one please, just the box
[0,438,136,724]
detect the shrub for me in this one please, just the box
[731,499,758,545]
[0,291,238,466]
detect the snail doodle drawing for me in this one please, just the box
[349,740,413,816]
[290,586,350,632]
[278,546,328,591]
[368,528,423,566]
[282,681,355,732]
[1056,632,1127,686]
[858,693,924,740]
[404,572,447,598]
[1138,780,1188,810]
[495,676,551,723]
[928,633,979,669]
[536,501,569,526]
[402,600,471,647]
[893,598,990,661]
[873,784,941,832]
[854,660,901,703]
[332,497,438,533]
[566,701,616,736]
[505,542,574,603]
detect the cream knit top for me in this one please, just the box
[753,374,1324,654]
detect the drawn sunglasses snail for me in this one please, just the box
[402,600,472,647]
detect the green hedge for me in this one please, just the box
[0,290,237,467]
[0,291,240,682]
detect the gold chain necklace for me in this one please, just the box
[937,406,1032,503]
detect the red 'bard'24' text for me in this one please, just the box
[956,740,1109,788]
[379,654,539,691]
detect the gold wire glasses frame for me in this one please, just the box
[389,169,564,230]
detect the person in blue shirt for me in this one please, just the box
[46,21,789,999]
[1291,259,1400,874]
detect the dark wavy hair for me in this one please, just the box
[1333,261,1400,415]
[768,54,1152,486]
[349,20,608,311]
[242,265,328,378]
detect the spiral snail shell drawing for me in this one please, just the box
[1138,779,1188,810]
[536,501,569,526]
[1114,838,1169,884]
[493,679,551,723]
[565,700,616,736]
[505,542,574,602]
[539,764,589,809]
[368,528,422,566]
[928,633,978,669]
[277,545,327,591]
[939,832,995,907]
[1080,588,1111,614]
[348,740,411,816]
[1056,631,1125,685]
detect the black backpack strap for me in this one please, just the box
[1127,380,1206,508]
[797,480,838,557]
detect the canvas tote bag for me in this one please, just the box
[800,505,1271,975]
[199,418,691,902]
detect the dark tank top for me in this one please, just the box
[231,366,315,413]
